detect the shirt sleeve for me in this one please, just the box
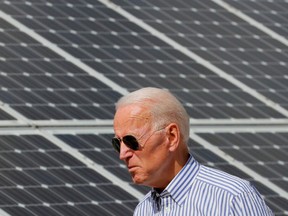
[229,189,274,216]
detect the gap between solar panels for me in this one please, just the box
[1,118,288,132]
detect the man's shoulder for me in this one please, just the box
[197,164,254,195]
[133,191,151,214]
[136,191,151,205]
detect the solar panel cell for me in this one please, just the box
[105,166,131,182]
[51,204,90,216]
[11,106,61,120]
[26,187,66,203]
[25,169,65,185]
[82,150,119,166]
[100,203,134,216]
[26,206,62,216]
[73,167,111,183]
[2,188,42,204]
[72,204,112,216]
[0,110,15,120]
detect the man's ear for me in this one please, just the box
[166,123,180,152]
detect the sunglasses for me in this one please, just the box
[112,127,166,153]
[112,135,139,153]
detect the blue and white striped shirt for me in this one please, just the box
[134,155,273,215]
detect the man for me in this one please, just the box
[112,87,273,215]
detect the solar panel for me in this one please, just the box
[0,0,287,215]
[192,131,288,214]
[1,1,287,120]
[0,134,138,216]
[1,132,287,215]
[108,0,288,115]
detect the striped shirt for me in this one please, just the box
[134,155,274,216]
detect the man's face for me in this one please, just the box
[113,105,170,188]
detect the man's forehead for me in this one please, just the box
[116,105,151,118]
[114,105,152,128]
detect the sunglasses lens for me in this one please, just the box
[112,138,121,152]
[111,135,140,153]
[123,135,139,151]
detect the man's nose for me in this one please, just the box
[119,142,133,160]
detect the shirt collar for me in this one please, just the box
[151,155,200,206]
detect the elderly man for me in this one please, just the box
[112,87,273,215]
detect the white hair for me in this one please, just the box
[115,87,190,143]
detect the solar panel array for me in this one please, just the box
[0,0,287,215]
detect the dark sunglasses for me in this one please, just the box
[112,127,166,153]
[112,135,139,153]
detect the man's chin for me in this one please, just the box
[131,174,145,185]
